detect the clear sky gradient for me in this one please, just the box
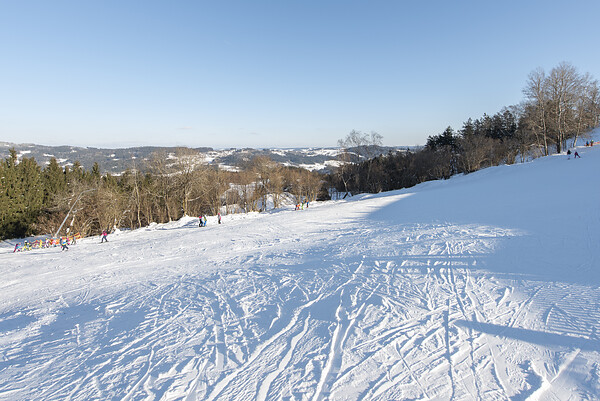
[2,1,600,149]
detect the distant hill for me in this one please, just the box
[0,142,416,173]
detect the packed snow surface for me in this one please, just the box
[1,143,600,400]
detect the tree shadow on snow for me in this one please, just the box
[361,191,600,288]
[455,319,600,352]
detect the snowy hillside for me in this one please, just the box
[1,140,599,400]
[0,141,416,174]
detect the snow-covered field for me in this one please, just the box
[1,142,600,400]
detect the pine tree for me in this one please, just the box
[0,150,24,238]
[18,156,44,228]
[43,158,66,205]
[91,162,101,182]
[0,149,46,238]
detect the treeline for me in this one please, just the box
[331,62,600,195]
[0,149,327,240]
[4,62,598,240]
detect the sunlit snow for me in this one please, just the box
[1,136,599,400]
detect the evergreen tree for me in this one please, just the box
[43,158,66,205]
[18,156,44,220]
[0,149,43,238]
[69,161,85,182]
[461,118,475,137]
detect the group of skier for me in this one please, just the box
[295,200,309,211]
[13,234,81,253]
[12,229,109,253]
[198,212,222,227]
[61,229,108,251]
[14,200,311,254]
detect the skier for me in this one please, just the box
[60,237,69,251]
[574,151,581,158]
[567,149,572,159]
[101,230,108,243]
[199,215,204,227]
[218,212,222,224]
[202,215,207,227]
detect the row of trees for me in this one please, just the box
[0,149,327,240]
[522,62,600,154]
[332,63,599,195]
[4,62,597,239]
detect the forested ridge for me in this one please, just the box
[331,63,600,195]
[0,150,326,240]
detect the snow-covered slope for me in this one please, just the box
[1,141,599,400]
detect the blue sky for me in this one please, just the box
[1,1,600,149]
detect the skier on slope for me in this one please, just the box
[60,237,69,251]
[101,229,109,243]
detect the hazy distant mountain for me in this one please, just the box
[0,142,415,173]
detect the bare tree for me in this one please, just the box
[336,130,384,196]
[94,184,126,232]
[147,151,177,221]
[127,158,143,228]
[203,168,228,215]
[173,148,202,216]
[572,74,600,147]
[304,170,323,202]
[522,63,600,154]
[458,134,495,173]
[523,67,550,155]
[250,156,272,211]
[546,62,582,153]
[236,170,256,213]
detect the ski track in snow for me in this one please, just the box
[2,141,600,400]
